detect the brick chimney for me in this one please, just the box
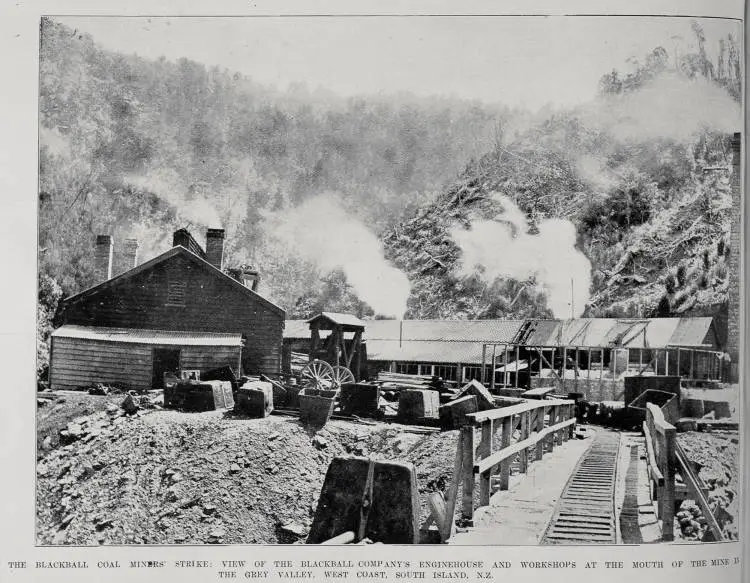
[205,228,225,271]
[726,131,741,380]
[94,235,113,283]
[123,238,139,270]
[172,228,206,259]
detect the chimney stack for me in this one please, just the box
[123,238,139,270]
[94,235,113,283]
[172,228,206,259]
[205,228,225,271]
[726,132,741,380]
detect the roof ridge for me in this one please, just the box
[61,246,285,316]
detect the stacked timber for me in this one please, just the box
[375,372,446,391]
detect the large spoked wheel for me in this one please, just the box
[331,366,355,389]
[300,359,334,389]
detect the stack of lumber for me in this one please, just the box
[375,372,443,391]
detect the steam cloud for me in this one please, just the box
[450,194,592,318]
[584,73,741,143]
[266,193,411,318]
[125,171,223,227]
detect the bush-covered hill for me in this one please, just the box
[39,17,508,303]
[38,17,742,380]
[385,38,741,322]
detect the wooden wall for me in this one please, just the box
[60,252,284,375]
[49,336,242,391]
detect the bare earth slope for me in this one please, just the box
[36,408,457,545]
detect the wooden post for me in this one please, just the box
[519,411,530,473]
[490,344,497,392]
[514,346,520,389]
[479,421,493,506]
[690,349,695,379]
[535,407,545,460]
[461,425,476,522]
[662,423,676,541]
[676,348,681,378]
[442,430,464,541]
[310,326,320,360]
[504,345,509,387]
[538,346,543,378]
[481,345,487,384]
[587,348,592,380]
[499,417,513,490]
[665,349,669,376]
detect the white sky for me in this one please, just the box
[57,15,741,110]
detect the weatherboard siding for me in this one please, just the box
[49,337,243,391]
[50,337,152,391]
[60,254,283,375]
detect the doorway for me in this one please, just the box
[152,348,181,390]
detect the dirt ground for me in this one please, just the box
[676,431,740,540]
[36,405,458,545]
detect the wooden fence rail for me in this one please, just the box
[644,402,676,541]
[643,402,725,542]
[458,399,576,522]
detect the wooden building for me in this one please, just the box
[50,229,285,391]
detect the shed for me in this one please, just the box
[50,326,243,391]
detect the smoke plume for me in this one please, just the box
[125,170,223,227]
[450,194,592,317]
[266,193,411,318]
[584,73,741,143]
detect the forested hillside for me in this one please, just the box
[38,17,742,377]
[385,29,742,322]
[39,18,506,299]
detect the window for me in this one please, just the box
[434,364,457,381]
[166,280,187,306]
[395,362,418,375]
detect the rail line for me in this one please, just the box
[540,431,621,544]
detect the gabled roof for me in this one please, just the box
[52,325,243,346]
[61,246,285,316]
[306,312,366,329]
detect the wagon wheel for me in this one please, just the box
[300,359,334,389]
[331,366,355,389]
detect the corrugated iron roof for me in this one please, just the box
[667,317,714,347]
[633,319,681,348]
[52,325,243,347]
[367,339,495,365]
[523,318,705,348]
[284,320,312,339]
[285,317,718,350]
[366,319,525,343]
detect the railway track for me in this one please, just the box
[541,431,621,544]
